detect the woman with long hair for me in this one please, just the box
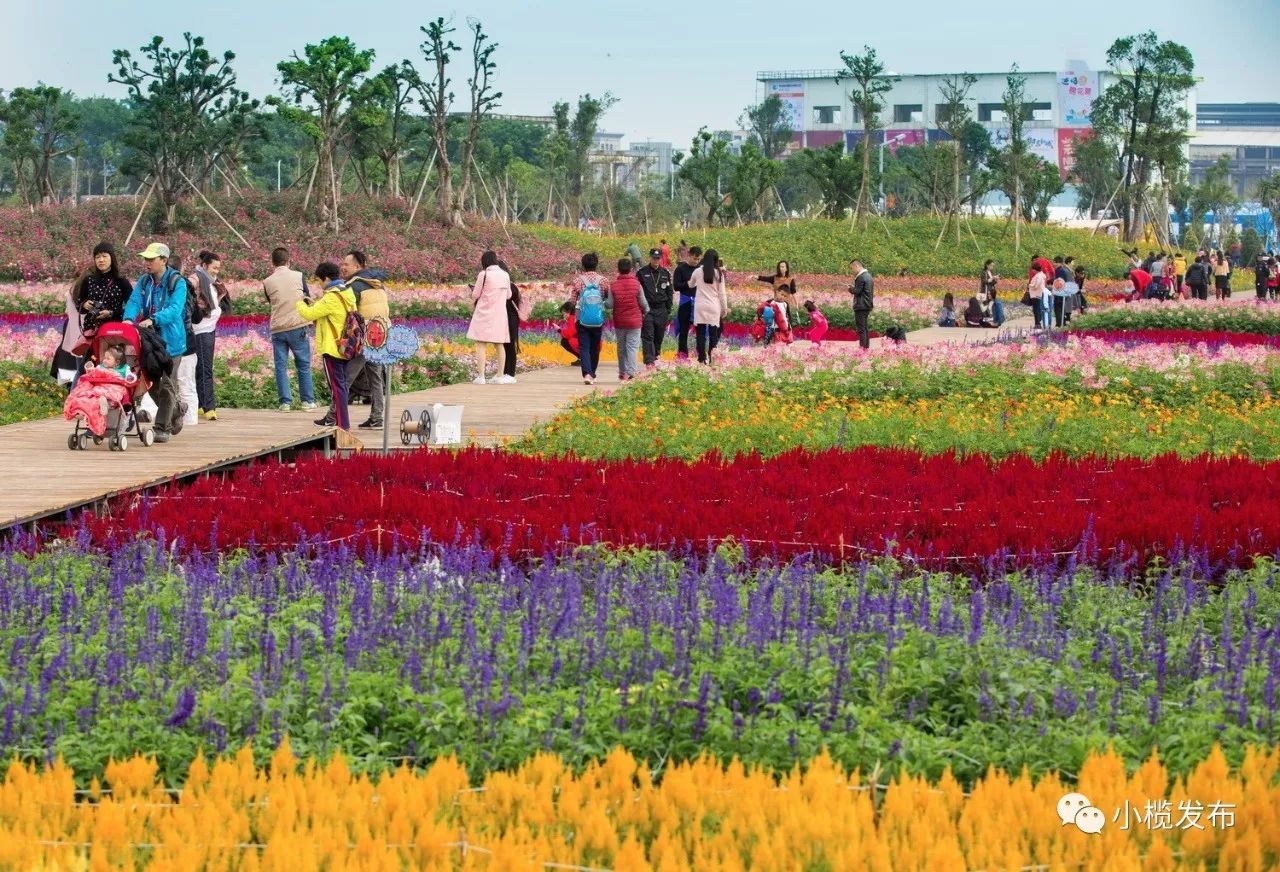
[466,250,512,384]
[54,241,133,388]
[691,248,728,364]
[192,250,225,419]
[757,260,798,325]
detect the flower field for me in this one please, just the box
[6,245,1280,868]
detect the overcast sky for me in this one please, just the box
[3,0,1273,147]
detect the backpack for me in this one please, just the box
[578,279,606,327]
[334,292,366,360]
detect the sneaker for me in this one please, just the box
[314,414,336,427]
[472,376,487,385]
[494,374,517,384]
[358,418,383,430]
[170,404,188,435]
[153,430,171,443]
[202,409,217,421]
[279,403,293,412]
[300,401,318,411]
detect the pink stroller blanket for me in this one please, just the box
[63,368,135,436]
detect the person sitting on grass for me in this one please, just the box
[964,293,997,328]
[938,292,958,327]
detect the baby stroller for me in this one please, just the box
[67,322,156,451]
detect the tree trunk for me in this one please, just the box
[1013,169,1021,254]
[857,124,872,221]
[435,152,453,227]
[953,141,962,243]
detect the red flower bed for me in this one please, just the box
[82,448,1280,569]
[1073,329,1280,347]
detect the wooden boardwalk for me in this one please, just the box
[1,319,1032,530]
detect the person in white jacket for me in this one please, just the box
[690,249,729,364]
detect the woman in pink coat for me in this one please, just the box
[466,251,512,384]
[690,248,729,364]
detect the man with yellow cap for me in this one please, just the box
[123,242,191,442]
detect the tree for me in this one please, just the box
[835,45,896,223]
[275,36,375,232]
[109,33,260,229]
[1258,173,1280,231]
[993,65,1031,251]
[417,17,461,225]
[451,19,502,227]
[936,73,977,243]
[0,86,80,206]
[891,142,953,215]
[550,93,615,227]
[727,141,782,222]
[1072,133,1122,217]
[1020,159,1064,224]
[352,61,423,199]
[1091,32,1195,241]
[740,95,794,160]
[73,96,136,195]
[1191,155,1238,246]
[796,142,862,218]
[673,128,733,225]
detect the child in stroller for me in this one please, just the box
[64,322,156,451]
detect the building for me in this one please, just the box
[1190,103,1280,197]
[629,140,674,179]
[589,133,675,192]
[755,62,1194,181]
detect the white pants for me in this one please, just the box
[177,354,198,426]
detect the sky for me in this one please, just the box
[2,0,1274,148]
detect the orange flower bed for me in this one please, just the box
[2,743,1276,870]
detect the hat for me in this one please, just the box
[649,248,661,259]
[138,242,170,260]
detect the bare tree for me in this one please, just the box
[449,19,502,227]
[417,18,460,226]
[835,45,896,223]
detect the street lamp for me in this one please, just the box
[877,134,907,212]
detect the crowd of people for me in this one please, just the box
[1121,248,1243,302]
[57,239,394,440]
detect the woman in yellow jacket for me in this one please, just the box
[297,262,358,430]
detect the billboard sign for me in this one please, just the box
[766,80,805,131]
[1058,61,1096,128]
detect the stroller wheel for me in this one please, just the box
[78,433,91,451]
[117,435,128,452]
[141,429,155,447]
[67,433,78,451]
[109,436,118,451]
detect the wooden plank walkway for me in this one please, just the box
[0,318,1034,530]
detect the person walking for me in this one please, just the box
[849,259,874,348]
[58,242,133,387]
[499,258,523,384]
[659,238,672,269]
[691,248,728,364]
[1027,263,1048,327]
[263,247,317,414]
[1185,255,1209,301]
[296,273,358,431]
[1173,251,1188,298]
[466,251,512,385]
[981,259,999,301]
[191,250,225,420]
[1213,250,1232,299]
[672,245,701,358]
[123,242,189,443]
[611,257,649,380]
[570,252,609,385]
[333,250,390,426]
[637,247,674,367]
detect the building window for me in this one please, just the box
[849,105,862,124]
[1244,146,1267,160]
[1030,102,1052,121]
[978,103,1003,122]
[893,104,923,123]
[813,105,841,125]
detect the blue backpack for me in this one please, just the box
[578,280,605,327]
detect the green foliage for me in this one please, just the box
[835,45,897,217]
[109,33,261,227]
[524,217,1131,277]
[740,94,794,161]
[0,362,66,425]
[1071,304,1280,335]
[674,128,733,225]
[0,85,80,206]
[1241,227,1264,266]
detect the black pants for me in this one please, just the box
[560,337,579,362]
[642,307,671,364]
[675,300,694,354]
[194,331,216,411]
[1190,284,1208,301]
[1258,282,1268,301]
[334,353,383,420]
[1053,296,1069,327]
[854,309,871,348]
[695,323,721,363]
[503,309,519,377]
[577,325,603,377]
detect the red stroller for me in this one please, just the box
[67,322,156,451]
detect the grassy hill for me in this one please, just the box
[525,217,1132,278]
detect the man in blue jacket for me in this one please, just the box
[124,242,189,442]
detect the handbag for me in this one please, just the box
[1020,289,1033,307]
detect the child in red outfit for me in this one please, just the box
[557,301,580,364]
[804,300,828,345]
